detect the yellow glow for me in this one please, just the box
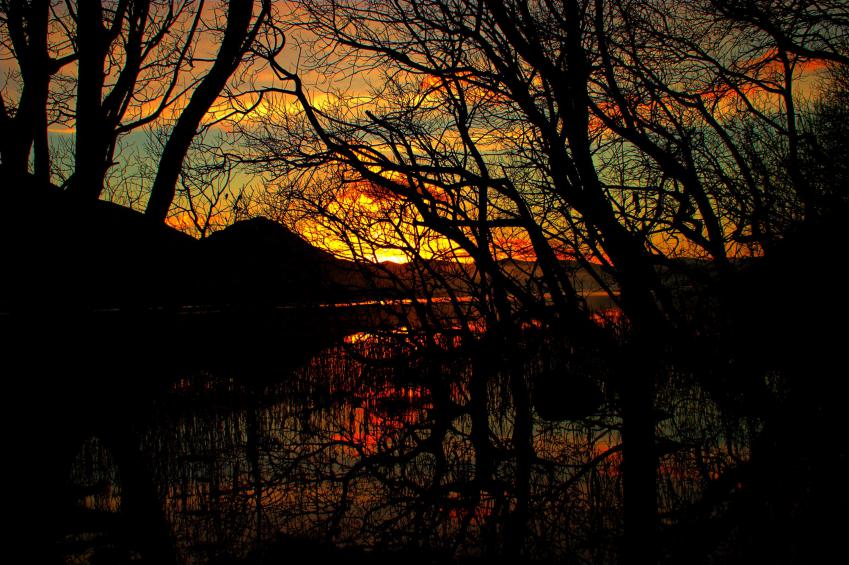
[47,127,76,135]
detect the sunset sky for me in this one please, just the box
[1,0,836,266]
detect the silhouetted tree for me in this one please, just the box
[163,132,253,237]
[1,0,278,222]
[241,0,847,561]
[801,63,849,214]
[710,0,848,66]
[0,0,75,184]
[145,0,273,221]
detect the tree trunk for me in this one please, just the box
[506,347,533,559]
[620,338,658,564]
[0,1,51,184]
[145,0,256,222]
[69,1,108,199]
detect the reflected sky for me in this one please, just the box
[63,328,756,564]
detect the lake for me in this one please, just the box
[4,304,756,564]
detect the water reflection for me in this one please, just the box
[61,328,757,564]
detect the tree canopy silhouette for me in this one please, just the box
[1,0,279,220]
[237,0,847,561]
[2,2,847,562]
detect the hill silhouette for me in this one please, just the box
[1,177,626,314]
[197,216,380,305]
[0,179,383,312]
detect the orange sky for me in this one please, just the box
[2,2,833,266]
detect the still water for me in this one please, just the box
[41,306,755,564]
